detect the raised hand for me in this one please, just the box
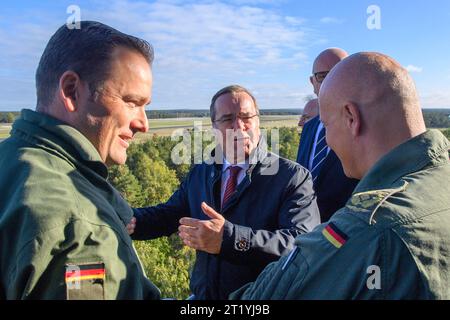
[178,202,225,254]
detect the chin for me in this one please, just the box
[106,154,127,167]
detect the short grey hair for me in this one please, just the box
[209,85,259,121]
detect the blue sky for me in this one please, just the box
[0,0,449,111]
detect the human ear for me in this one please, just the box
[343,102,361,137]
[58,71,82,112]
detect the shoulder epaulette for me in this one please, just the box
[346,180,408,225]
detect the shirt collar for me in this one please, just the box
[317,121,324,131]
[222,157,249,173]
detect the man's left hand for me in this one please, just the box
[178,202,225,254]
[126,217,136,235]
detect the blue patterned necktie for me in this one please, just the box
[310,126,328,182]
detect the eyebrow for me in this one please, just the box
[216,113,231,118]
[218,112,253,117]
[123,94,151,106]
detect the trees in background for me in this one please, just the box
[5,113,15,123]
[443,128,450,140]
[109,165,143,207]
[109,140,194,299]
[423,110,450,128]
[0,112,17,123]
[266,127,300,161]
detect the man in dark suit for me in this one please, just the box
[296,48,359,222]
[130,85,320,300]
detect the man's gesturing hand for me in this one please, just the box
[126,217,136,235]
[178,202,225,254]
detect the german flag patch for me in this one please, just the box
[322,222,348,249]
[65,263,105,300]
[65,263,105,283]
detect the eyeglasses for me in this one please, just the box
[313,71,330,83]
[213,113,259,126]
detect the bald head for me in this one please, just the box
[299,99,319,127]
[310,48,348,96]
[319,52,426,179]
[313,48,349,73]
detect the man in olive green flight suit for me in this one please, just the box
[0,21,160,299]
[231,52,450,299]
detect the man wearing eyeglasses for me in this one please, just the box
[130,85,320,300]
[296,48,359,223]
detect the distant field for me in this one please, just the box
[146,117,212,137]
[0,124,11,140]
[259,115,299,128]
[138,115,299,140]
[148,115,300,129]
[0,116,300,142]
[2,116,446,143]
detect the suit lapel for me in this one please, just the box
[315,149,337,187]
[297,116,320,168]
[209,164,223,212]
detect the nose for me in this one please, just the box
[231,116,246,131]
[131,107,149,133]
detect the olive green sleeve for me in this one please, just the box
[7,219,160,300]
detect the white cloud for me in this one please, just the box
[0,0,320,110]
[406,65,423,73]
[90,0,312,68]
[285,16,306,26]
[320,17,345,24]
[246,83,313,108]
[86,0,317,108]
[228,0,286,5]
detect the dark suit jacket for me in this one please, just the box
[133,139,320,299]
[296,116,359,222]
